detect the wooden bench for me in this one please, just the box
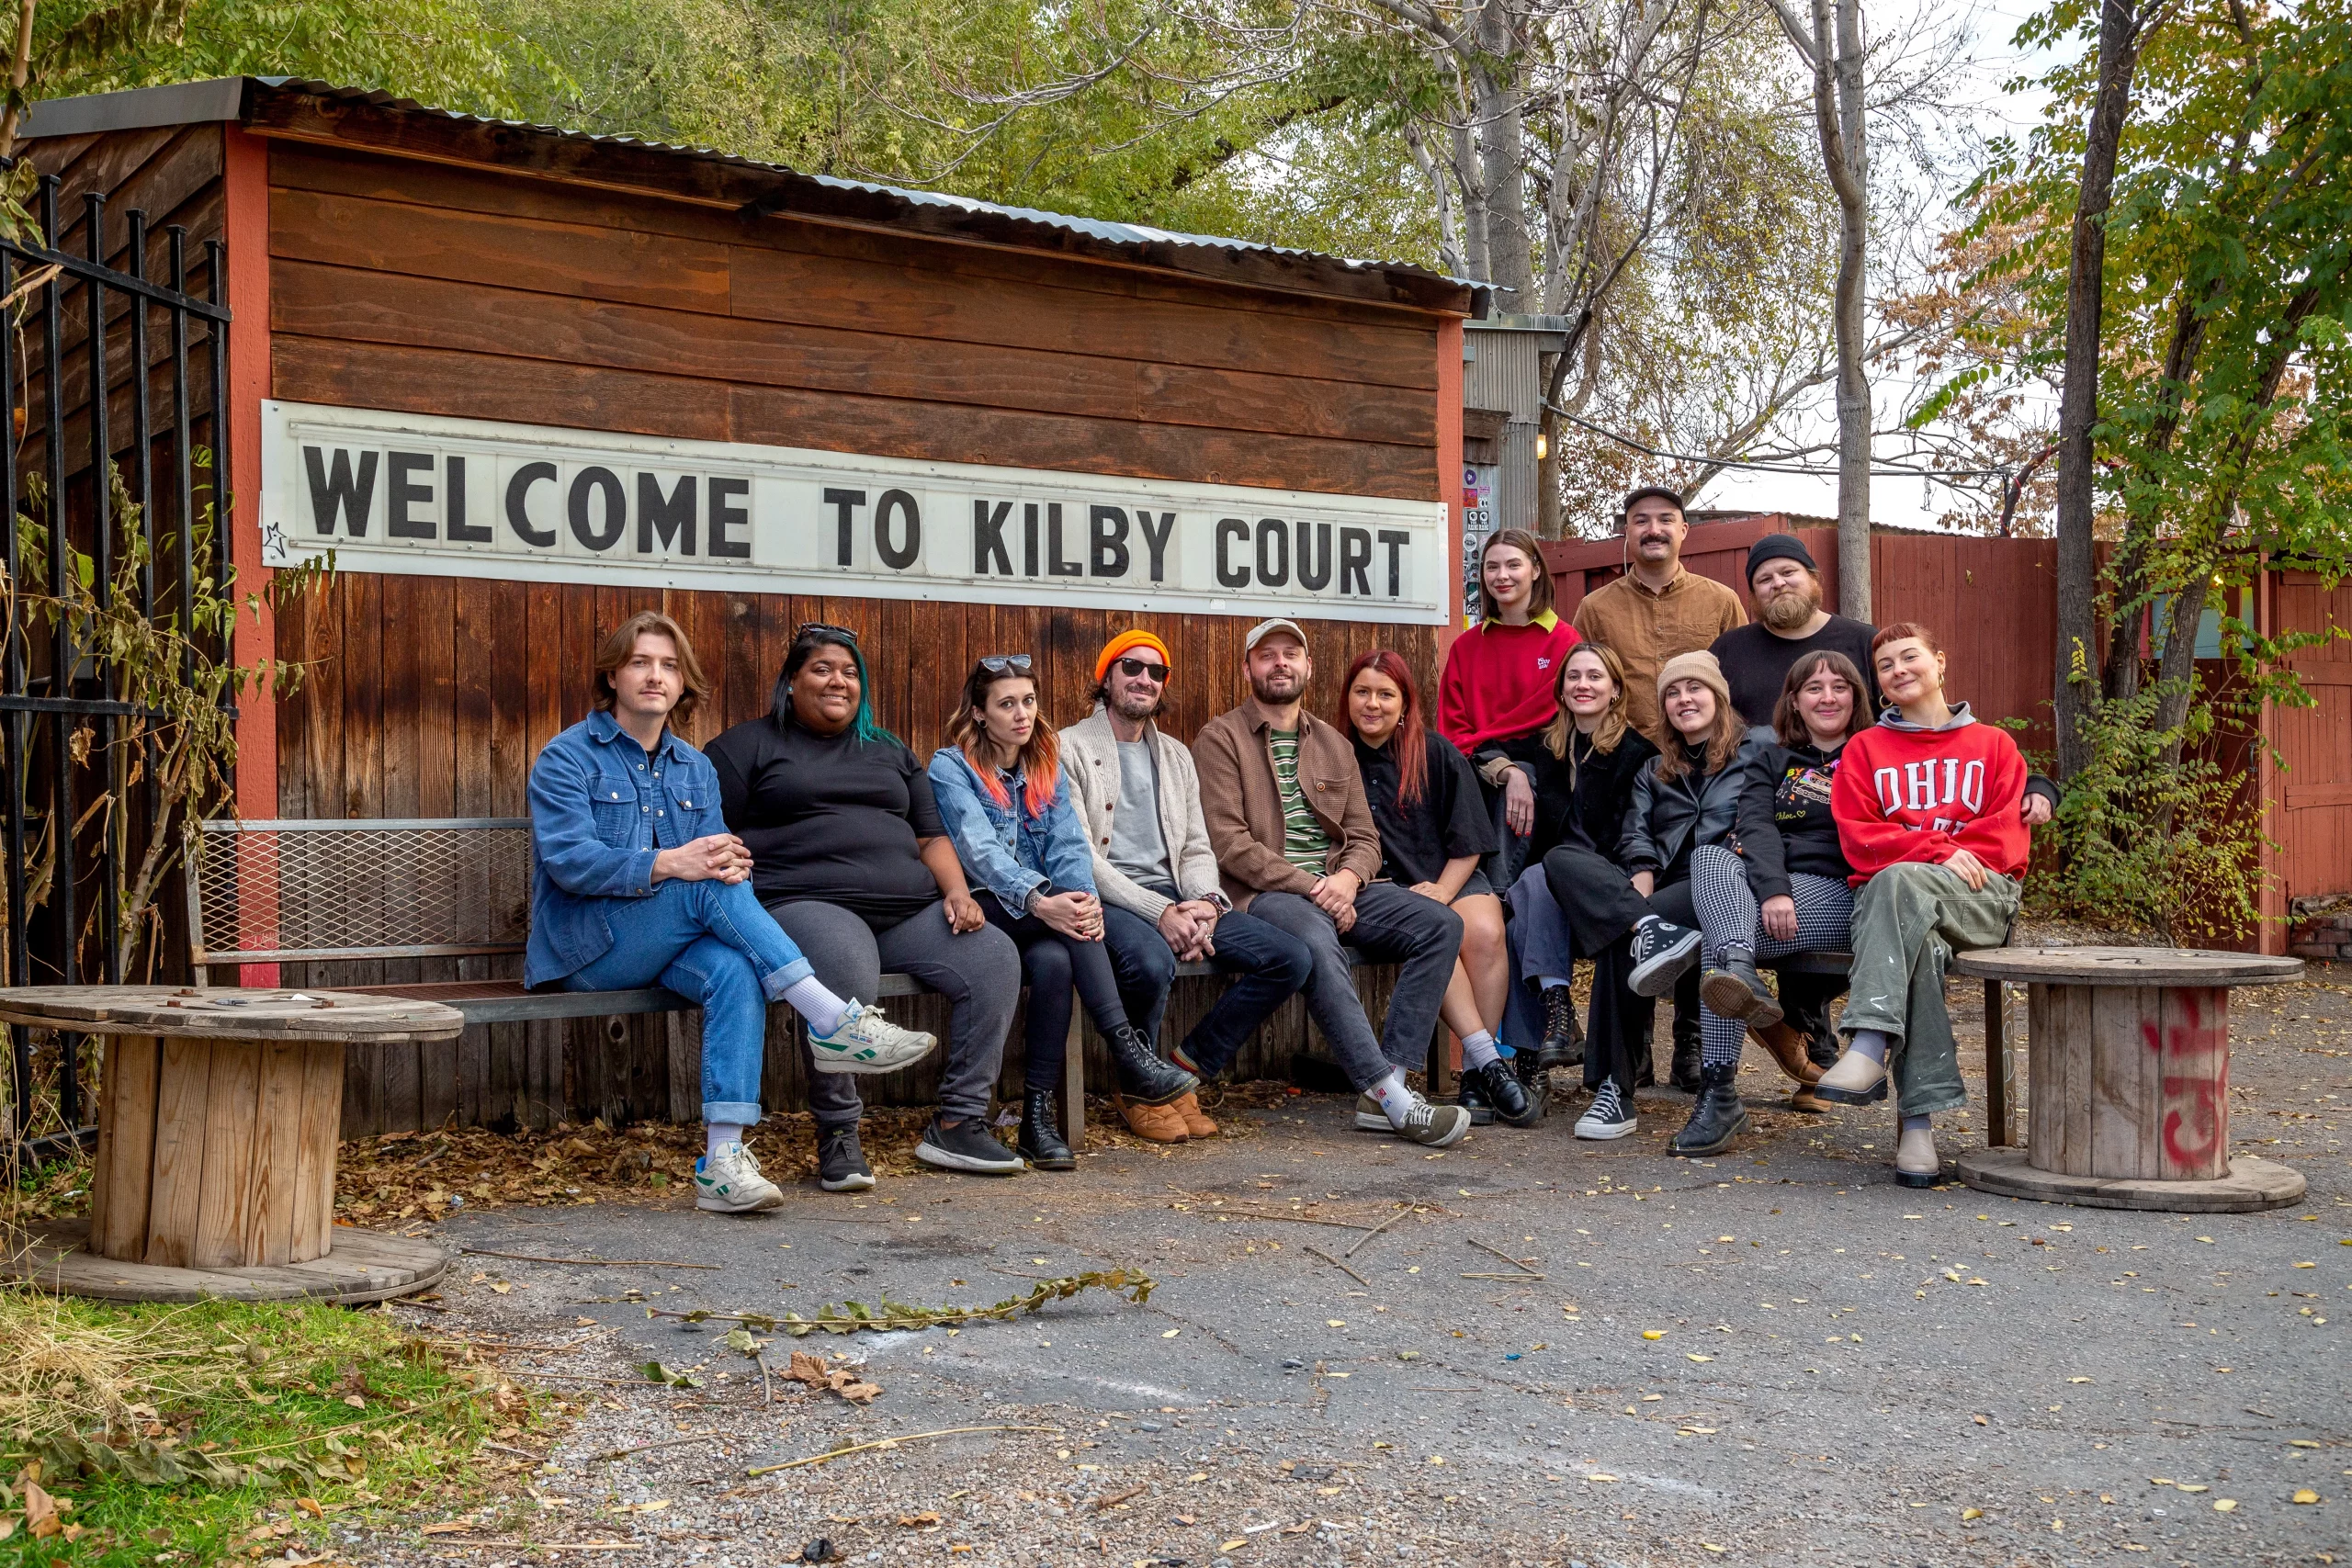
[186,818,1409,1147]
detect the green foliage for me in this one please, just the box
[2030,684,2269,943]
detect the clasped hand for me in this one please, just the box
[1034,888,1104,942]
[652,833,752,885]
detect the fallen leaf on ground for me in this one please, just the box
[897,1513,940,1528]
[2213,1499,2237,1512]
[2292,1490,2321,1505]
[1961,1508,1983,1520]
[1642,1330,1666,1340]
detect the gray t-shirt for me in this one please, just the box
[1108,738,1172,887]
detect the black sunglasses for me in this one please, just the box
[978,653,1033,675]
[795,621,860,645]
[1115,656,1170,682]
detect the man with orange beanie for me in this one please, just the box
[1059,630,1313,1143]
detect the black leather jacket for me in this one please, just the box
[1622,734,1789,900]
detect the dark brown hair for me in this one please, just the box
[594,610,708,736]
[1476,528,1555,622]
[1651,672,1744,783]
[1771,649,1871,747]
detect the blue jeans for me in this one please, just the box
[1102,886,1314,1077]
[560,877,812,1125]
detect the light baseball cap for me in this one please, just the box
[1244,617,1309,652]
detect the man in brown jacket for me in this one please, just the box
[1570,486,1747,741]
[1193,618,1469,1148]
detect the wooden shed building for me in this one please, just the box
[21,77,1481,1134]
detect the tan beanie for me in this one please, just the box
[1656,649,1732,712]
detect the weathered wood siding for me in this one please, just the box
[2271,570,2352,906]
[255,138,1453,1134]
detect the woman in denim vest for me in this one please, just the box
[526,612,935,1213]
[928,656,1196,1168]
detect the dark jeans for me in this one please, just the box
[1542,843,1702,1094]
[976,891,1132,1090]
[1250,881,1464,1089]
[1101,883,1315,1077]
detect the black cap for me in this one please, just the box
[1621,485,1686,522]
[1744,533,1817,585]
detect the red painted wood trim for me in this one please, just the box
[1436,317,1464,659]
[225,125,278,985]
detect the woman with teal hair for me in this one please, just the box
[708,623,1026,1189]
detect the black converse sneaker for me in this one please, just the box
[1573,1080,1638,1141]
[1627,915,1702,997]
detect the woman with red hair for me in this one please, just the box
[1341,650,1535,1127]
[929,655,1196,1169]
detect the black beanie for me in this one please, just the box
[1744,533,1816,585]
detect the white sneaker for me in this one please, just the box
[1895,1125,1940,1189]
[695,1142,786,1213]
[1574,1081,1638,1140]
[808,1001,938,1075]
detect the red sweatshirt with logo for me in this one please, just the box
[1438,611,1582,753]
[1829,705,2030,886]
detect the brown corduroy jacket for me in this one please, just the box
[1191,698,1383,910]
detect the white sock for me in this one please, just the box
[1368,1069,1416,1130]
[1537,975,1571,992]
[784,976,853,1037]
[1849,1029,1892,1065]
[705,1122,746,1156]
[1460,1030,1501,1070]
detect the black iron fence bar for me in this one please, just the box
[6,234,232,321]
[84,190,122,988]
[36,178,81,1138]
[1,234,23,1140]
[126,209,156,623]
[168,226,194,682]
[208,237,228,609]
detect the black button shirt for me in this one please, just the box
[1351,728,1496,886]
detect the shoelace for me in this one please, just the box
[1587,1084,1623,1121]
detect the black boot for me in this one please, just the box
[1670,1062,1751,1156]
[1455,1069,1495,1125]
[1805,1029,1840,1071]
[1105,1023,1197,1106]
[1536,986,1584,1069]
[1512,1046,1550,1114]
[1018,1089,1075,1171]
[1669,998,1704,1094]
[1470,1058,1542,1128]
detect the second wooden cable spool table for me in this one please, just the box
[0,987,463,1303]
[1951,947,2307,1213]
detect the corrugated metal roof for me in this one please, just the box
[23,77,1483,309]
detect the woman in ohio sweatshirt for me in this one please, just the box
[1818,621,2030,1189]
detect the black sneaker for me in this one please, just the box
[1573,1080,1638,1140]
[1627,916,1702,997]
[816,1124,876,1192]
[914,1114,1025,1175]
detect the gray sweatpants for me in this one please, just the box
[764,898,1021,1127]
[1838,862,2018,1116]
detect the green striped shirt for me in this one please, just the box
[1269,728,1332,874]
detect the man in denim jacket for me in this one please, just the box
[527,611,935,1211]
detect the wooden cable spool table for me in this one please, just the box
[0,986,463,1303]
[1950,948,2307,1213]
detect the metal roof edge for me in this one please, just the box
[18,76,251,140]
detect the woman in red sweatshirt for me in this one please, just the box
[1439,529,1581,886]
[1817,621,2029,1189]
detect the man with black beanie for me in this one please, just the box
[1707,534,1881,727]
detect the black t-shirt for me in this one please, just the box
[1757,737,1853,883]
[706,714,945,928]
[1352,729,1496,886]
[1710,615,1881,729]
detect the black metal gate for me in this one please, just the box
[2,173,230,1169]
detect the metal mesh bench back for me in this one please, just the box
[188,818,533,964]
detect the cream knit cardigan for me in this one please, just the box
[1057,706,1227,922]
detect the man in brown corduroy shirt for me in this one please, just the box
[1193,617,1468,1147]
[1569,486,1747,742]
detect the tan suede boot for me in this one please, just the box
[1170,1091,1218,1140]
[1750,1019,1826,1085]
[1117,1096,1189,1143]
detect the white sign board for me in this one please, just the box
[260,401,1449,625]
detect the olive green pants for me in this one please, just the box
[1838,862,2019,1116]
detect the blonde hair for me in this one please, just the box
[1543,641,1633,761]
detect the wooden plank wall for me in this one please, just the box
[254,135,1452,1134]
[2271,570,2352,905]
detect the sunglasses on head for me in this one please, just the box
[795,621,859,645]
[977,653,1033,675]
[1115,656,1170,682]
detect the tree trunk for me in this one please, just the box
[1828,0,1871,619]
[1471,2,1533,304]
[2052,0,2149,780]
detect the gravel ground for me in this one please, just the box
[339,964,2351,1568]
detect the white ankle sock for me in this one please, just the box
[1900,1112,1932,1134]
[1368,1069,1416,1130]
[1460,1030,1500,1070]
[1537,975,1571,992]
[705,1122,746,1156]
[1849,1029,1892,1065]
[784,976,853,1037]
